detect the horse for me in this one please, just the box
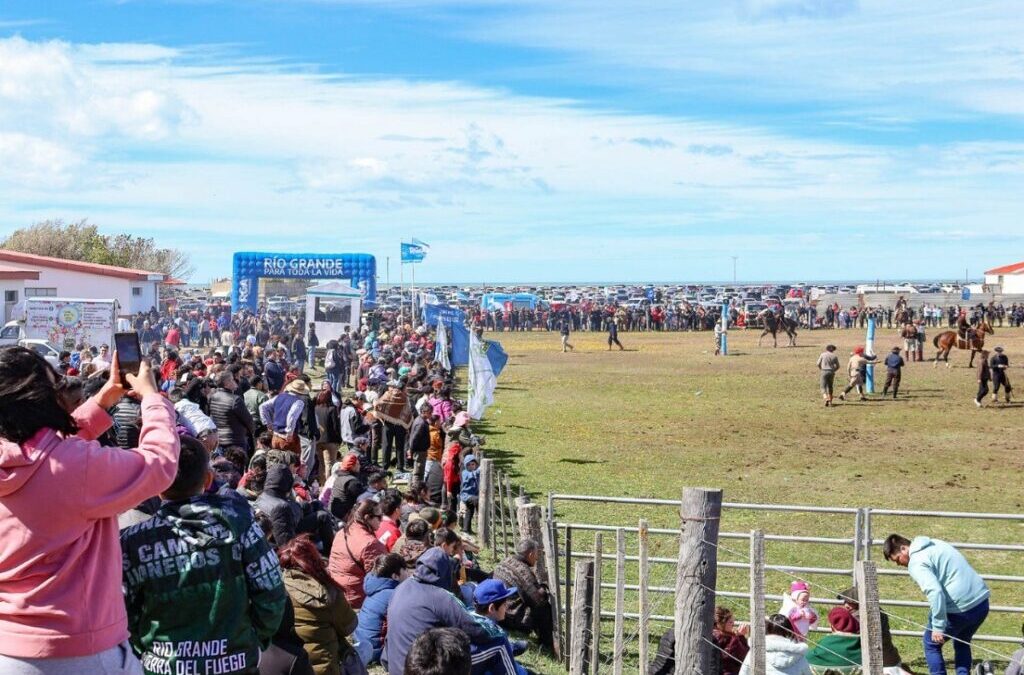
[757,311,798,347]
[932,320,993,368]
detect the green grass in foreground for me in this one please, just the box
[474,327,1024,673]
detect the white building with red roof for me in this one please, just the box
[984,261,1024,294]
[0,250,166,323]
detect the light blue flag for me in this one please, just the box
[401,242,426,263]
[411,237,430,249]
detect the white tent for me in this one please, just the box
[305,281,362,341]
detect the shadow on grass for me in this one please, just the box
[557,458,606,466]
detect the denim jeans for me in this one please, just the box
[924,598,989,675]
[0,642,142,675]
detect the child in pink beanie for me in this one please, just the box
[778,580,819,640]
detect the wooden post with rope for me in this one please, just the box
[856,560,884,675]
[673,488,723,674]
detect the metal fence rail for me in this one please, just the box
[547,492,1024,648]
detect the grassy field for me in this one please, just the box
[472,326,1024,672]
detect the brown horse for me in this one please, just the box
[932,320,993,367]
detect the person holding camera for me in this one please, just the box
[0,348,180,674]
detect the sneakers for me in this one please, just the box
[838,394,846,401]
[975,398,983,408]
[976,661,995,674]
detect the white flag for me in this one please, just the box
[467,331,497,420]
[435,319,451,372]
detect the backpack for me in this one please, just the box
[325,348,337,371]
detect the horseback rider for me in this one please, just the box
[957,311,975,344]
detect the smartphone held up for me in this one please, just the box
[113,332,142,389]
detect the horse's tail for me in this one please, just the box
[932,333,941,348]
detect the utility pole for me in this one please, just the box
[731,256,738,284]
[386,256,390,290]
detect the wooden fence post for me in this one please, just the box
[478,458,493,548]
[542,514,564,662]
[590,533,603,675]
[673,488,723,675]
[638,519,650,675]
[748,530,767,675]
[612,528,626,675]
[497,470,509,556]
[569,560,594,675]
[856,561,884,675]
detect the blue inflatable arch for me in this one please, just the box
[232,251,377,313]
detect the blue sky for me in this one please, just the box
[1,0,1023,282]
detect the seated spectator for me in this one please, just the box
[278,535,359,675]
[375,489,404,552]
[0,349,178,674]
[394,517,432,555]
[471,579,534,675]
[835,586,909,674]
[121,435,287,675]
[329,453,365,522]
[1005,621,1024,675]
[328,500,388,609]
[493,539,555,651]
[401,478,430,524]
[256,463,300,547]
[737,614,812,675]
[354,553,410,666]
[405,628,473,675]
[358,471,388,503]
[807,606,861,674]
[385,548,503,675]
[713,606,750,675]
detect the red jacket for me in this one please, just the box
[375,516,401,552]
[328,522,387,609]
[442,442,462,491]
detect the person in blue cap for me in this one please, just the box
[471,579,533,675]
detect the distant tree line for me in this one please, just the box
[1,219,193,280]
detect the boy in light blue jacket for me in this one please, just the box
[883,534,990,675]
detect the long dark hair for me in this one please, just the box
[0,346,77,443]
[277,534,337,589]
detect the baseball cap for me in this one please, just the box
[474,578,519,606]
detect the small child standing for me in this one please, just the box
[459,454,480,534]
[779,580,818,641]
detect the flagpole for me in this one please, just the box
[400,257,404,324]
[412,261,417,325]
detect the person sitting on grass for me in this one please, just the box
[471,579,534,675]
[493,539,555,652]
[713,606,750,675]
[353,553,410,666]
[738,614,812,675]
[806,606,861,674]
[404,628,473,675]
[121,435,287,675]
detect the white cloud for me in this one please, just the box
[0,33,1021,281]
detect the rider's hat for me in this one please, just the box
[994,346,1004,353]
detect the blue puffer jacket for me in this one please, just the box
[354,573,400,665]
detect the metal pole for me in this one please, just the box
[721,301,729,356]
[865,317,876,394]
[590,534,603,675]
[749,530,766,675]
[612,528,626,675]
[638,519,650,674]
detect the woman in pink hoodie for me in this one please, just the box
[0,347,180,674]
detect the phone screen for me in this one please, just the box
[113,332,141,385]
